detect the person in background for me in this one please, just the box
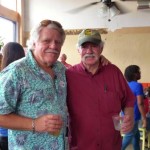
[60,53,72,69]
[0,19,67,150]
[144,87,150,115]
[122,65,147,150]
[66,29,135,150]
[1,42,25,69]
[60,53,72,140]
[0,42,25,150]
[144,87,150,146]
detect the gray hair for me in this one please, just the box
[76,41,104,49]
[26,20,66,50]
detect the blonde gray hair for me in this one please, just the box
[26,20,66,50]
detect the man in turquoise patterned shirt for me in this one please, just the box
[0,20,67,150]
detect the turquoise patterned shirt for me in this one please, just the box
[0,50,67,150]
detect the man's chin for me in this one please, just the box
[45,60,57,67]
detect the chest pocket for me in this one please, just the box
[100,91,121,115]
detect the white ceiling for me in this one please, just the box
[24,0,150,32]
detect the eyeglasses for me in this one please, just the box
[40,19,62,29]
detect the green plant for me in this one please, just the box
[0,36,4,48]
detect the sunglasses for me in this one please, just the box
[40,19,62,28]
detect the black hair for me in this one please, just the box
[124,65,140,82]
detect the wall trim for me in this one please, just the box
[65,28,108,35]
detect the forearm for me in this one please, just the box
[0,113,32,131]
[138,104,146,120]
[123,107,134,118]
[137,95,146,120]
[121,107,134,133]
[0,113,63,134]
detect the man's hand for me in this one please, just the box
[34,114,63,135]
[121,115,134,134]
[100,55,111,66]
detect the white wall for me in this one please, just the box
[24,0,150,32]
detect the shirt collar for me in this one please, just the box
[79,59,103,75]
[26,50,59,75]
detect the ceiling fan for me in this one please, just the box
[67,0,150,19]
[66,0,121,21]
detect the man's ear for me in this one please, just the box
[100,45,103,53]
[33,42,36,49]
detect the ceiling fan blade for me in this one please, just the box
[114,1,134,14]
[66,1,101,13]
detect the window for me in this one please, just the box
[0,0,24,46]
[0,17,16,44]
[1,0,17,11]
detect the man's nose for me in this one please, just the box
[48,41,57,48]
[86,46,93,53]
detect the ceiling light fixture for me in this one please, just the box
[98,3,120,21]
[98,3,108,18]
[109,5,120,17]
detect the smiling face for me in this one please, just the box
[78,42,103,68]
[33,27,63,68]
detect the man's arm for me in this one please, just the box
[0,113,63,134]
[137,95,147,127]
[100,55,111,66]
[121,107,134,134]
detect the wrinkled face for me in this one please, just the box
[78,42,103,67]
[33,27,63,68]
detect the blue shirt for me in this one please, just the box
[0,127,8,137]
[128,81,144,121]
[0,50,67,150]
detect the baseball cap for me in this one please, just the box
[78,29,102,46]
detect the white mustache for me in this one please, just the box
[82,53,99,62]
[84,54,96,59]
[45,49,59,54]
